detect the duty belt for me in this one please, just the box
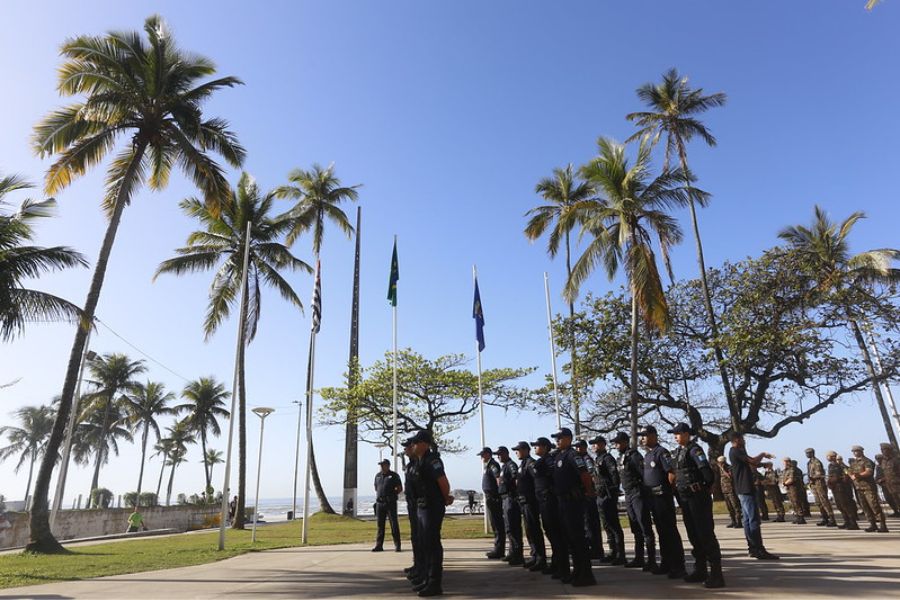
[678,482,703,494]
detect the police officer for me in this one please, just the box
[402,438,423,585]
[373,459,403,552]
[574,439,604,561]
[590,435,625,566]
[669,423,724,589]
[513,441,547,571]
[531,436,564,578]
[479,447,505,559]
[550,427,596,587]
[805,448,836,527]
[613,431,655,572]
[410,430,453,597]
[496,446,524,565]
[639,425,686,579]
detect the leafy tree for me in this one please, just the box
[28,14,244,552]
[161,421,195,506]
[0,173,86,341]
[0,405,57,503]
[204,448,224,486]
[123,381,175,496]
[175,377,230,492]
[156,173,308,527]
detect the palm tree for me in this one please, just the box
[204,448,224,487]
[28,15,244,552]
[625,68,737,430]
[175,377,230,493]
[0,405,57,504]
[123,381,175,496]
[779,206,900,449]
[152,438,174,499]
[78,353,146,504]
[0,173,87,341]
[565,137,690,445]
[162,421,195,505]
[274,163,359,515]
[155,172,309,527]
[72,403,133,499]
[524,164,594,435]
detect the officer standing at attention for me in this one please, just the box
[761,462,786,522]
[639,425,686,579]
[410,430,453,598]
[669,423,724,589]
[613,431,655,572]
[496,446,525,565]
[373,459,403,552]
[550,427,596,587]
[825,450,858,530]
[513,441,547,572]
[479,447,505,559]
[590,435,625,565]
[403,439,423,584]
[848,445,889,533]
[781,457,805,524]
[531,436,564,578]
[716,456,742,528]
[805,448,836,527]
[574,439,604,561]
[878,443,900,516]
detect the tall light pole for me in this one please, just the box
[251,407,275,543]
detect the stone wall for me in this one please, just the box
[0,505,220,550]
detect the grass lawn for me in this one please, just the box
[0,513,489,589]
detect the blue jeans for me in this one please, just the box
[738,493,762,553]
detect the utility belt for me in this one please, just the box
[536,489,553,503]
[649,484,671,497]
[555,488,584,502]
[597,485,620,499]
[516,494,538,506]
[484,492,500,502]
[376,496,397,504]
[676,482,705,497]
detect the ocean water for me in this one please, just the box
[254,494,477,522]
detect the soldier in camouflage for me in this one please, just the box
[761,463,785,522]
[876,444,900,517]
[804,448,836,527]
[848,445,889,533]
[781,457,806,524]
[825,450,858,530]
[716,457,742,528]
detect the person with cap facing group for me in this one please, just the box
[728,432,779,560]
[496,446,525,565]
[550,427,596,587]
[574,438,604,561]
[531,436,564,577]
[639,425,686,579]
[590,435,625,565]
[669,423,724,589]
[826,450,859,530]
[848,445,889,533]
[805,448,837,527]
[479,447,505,559]
[373,458,403,552]
[613,430,655,571]
[513,441,547,571]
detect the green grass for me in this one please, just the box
[0,513,489,590]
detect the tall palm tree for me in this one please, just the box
[28,15,244,552]
[0,173,87,341]
[0,405,57,503]
[274,163,359,515]
[524,164,594,435]
[156,172,309,527]
[79,353,145,504]
[625,68,737,430]
[72,402,133,498]
[779,206,900,449]
[175,377,230,493]
[204,448,224,487]
[565,137,690,445]
[123,381,175,496]
[162,420,195,505]
[152,438,174,499]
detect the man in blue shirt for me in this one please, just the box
[479,447,505,559]
[550,427,596,587]
[639,425,686,579]
[728,432,779,560]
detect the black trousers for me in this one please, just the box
[598,494,625,555]
[538,493,564,571]
[417,503,446,584]
[520,497,546,560]
[625,492,655,560]
[559,494,592,578]
[583,496,604,558]
[407,498,422,573]
[485,494,505,554]
[375,499,400,549]
[502,495,523,553]
[678,489,721,566]
[649,491,685,570]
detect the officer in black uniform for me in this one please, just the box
[531,436,563,577]
[590,435,626,566]
[639,425,686,579]
[550,427,597,587]
[410,430,453,598]
[479,447,505,559]
[496,446,524,565]
[669,423,725,589]
[373,459,403,552]
[574,439,604,561]
[613,431,655,571]
[513,441,546,571]
[402,438,423,584]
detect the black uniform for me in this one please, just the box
[483,458,505,555]
[534,453,563,574]
[618,447,655,567]
[414,450,447,587]
[553,447,594,583]
[580,452,604,559]
[595,449,626,561]
[673,442,721,570]
[499,458,524,558]
[517,455,546,564]
[405,459,422,576]
[643,443,685,574]
[374,469,402,550]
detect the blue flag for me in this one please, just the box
[473,277,485,352]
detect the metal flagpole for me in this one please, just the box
[473,265,488,534]
[865,324,900,438]
[301,334,316,544]
[543,273,562,430]
[218,222,252,551]
[392,235,399,473]
[291,395,302,521]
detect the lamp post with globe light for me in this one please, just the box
[251,407,274,542]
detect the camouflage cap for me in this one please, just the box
[782,456,791,462]
[804,448,814,454]
[825,450,837,459]
[716,456,726,463]
[851,445,864,452]
[880,442,893,450]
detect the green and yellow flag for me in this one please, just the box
[387,238,399,307]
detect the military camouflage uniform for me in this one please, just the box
[781,462,805,524]
[716,461,742,528]
[826,457,858,529]
[848,451,887,532]
[877,444,900,516]
[762,465,785,521]
[806,454,835,526]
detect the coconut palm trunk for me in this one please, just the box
[88,398,114,505]
[136,423,149,496]
[629,284,640,447]
[24,449,37,506]
[156,453,167,498]
[232,287,249,529]
[166,460,177,506]
[565,229,581,436]
[848,316,900,450]
[27,143,147,552]
[200,430,210,491]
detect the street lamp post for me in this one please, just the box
[251,407,275,543]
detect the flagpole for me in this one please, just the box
[473,265,488,534]
[218,222,252,551]
[392,235,399,473]
[544,272,562,430]
[301,333,316,544]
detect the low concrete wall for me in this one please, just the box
[0,505,220,550]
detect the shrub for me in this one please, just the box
[138,492,158,507]
[176,493,188,505]
[123,492,139,507]
[90,488,113,509]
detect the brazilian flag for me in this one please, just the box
[387,239,399,307]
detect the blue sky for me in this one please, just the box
[1,1,899,503]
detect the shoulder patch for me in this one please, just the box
[432,459,444,471]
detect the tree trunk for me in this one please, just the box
[136,423,148,497]
[565,229,580,437]
[629,292,640,448]
[232,259,251,530]
[25,450,36,507]
[201,430,210,492]
[26,141,147,553]
[156,453,166,498]
[89,398,113,506]
[166,462,176,506]
[310,443,335,514]
[848,317,900,451]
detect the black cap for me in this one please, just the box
[495,445,510,455]
[410,429,433,444]
[531,437,554,449]
[666,422,693,435]
[637,425,658,436]
[611,431,630,444]
[512,441,531,451]
[551,427,574,439]
[574,439,587,448]
[589,435,607,446]
[477,446,492,456]
[378,459,390,466]
[401,436,415,448]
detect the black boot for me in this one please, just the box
[507,550,525,566]
[417,581,443,597]
[704,560,725,589]
[485,550,503,559]
[826,518,837,528]
[683,560,708,583]
[643,544,657,573]
[529,558,547,572]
